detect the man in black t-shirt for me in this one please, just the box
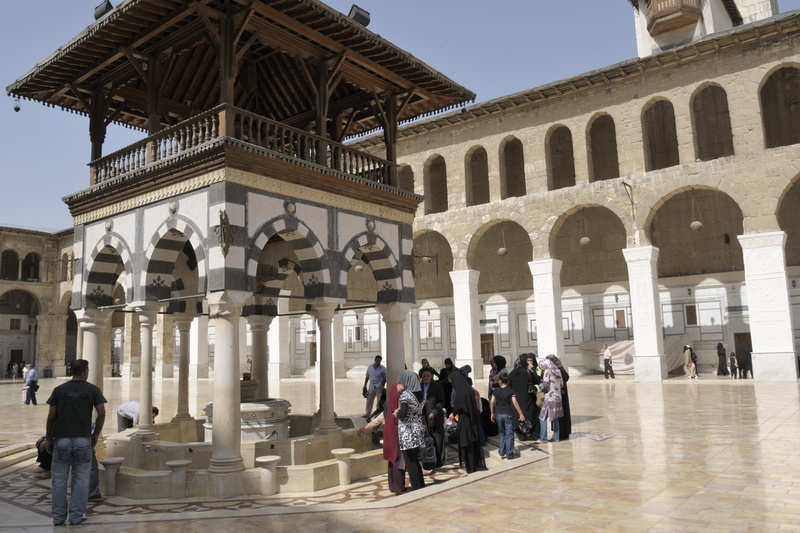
[45,359,106,526]
[490,373,526,460]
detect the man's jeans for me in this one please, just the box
[496,413,515,457]
[51,437,92,525]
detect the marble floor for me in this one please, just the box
[1,369,799,532]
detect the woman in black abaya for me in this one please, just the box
[508,354,536,439]
[447,366,485,473]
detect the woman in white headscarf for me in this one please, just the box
[394,370,425,491]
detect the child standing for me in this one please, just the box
[729,352,738,379]
[490,373,525,460]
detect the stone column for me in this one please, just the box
[189,314,210,379]
[738,232,798,381]
[449,270,484,378]
[172,313,195,422]
[122,311,141,379]
[377,302,411,386]
[134,304,160,441]
[311,300,343,432]
[155,312,174,380]
[74,308,113,389]
[529,259,565,358]
[206,290,251,499]
[623,246,667,381]
[246,315,274,400]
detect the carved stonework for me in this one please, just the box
[214,210,234,258]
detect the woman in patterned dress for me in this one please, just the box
[383,380,406,495]
[535,357,564,443]
[394,370,425,491]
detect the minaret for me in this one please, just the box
[631,0,779,58]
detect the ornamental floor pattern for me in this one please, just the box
[1,371,799,532]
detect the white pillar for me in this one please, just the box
[623,246,667,381]
[377,302,411,386]
[738,232,798,381]
[311,300,343,432]
[449,269,484,378]
[134,304,160,441]
[154,312,174,380]
[206,290,250,498]
[529,259,565,358]
[172,313,195,421]
[246,315,273,400]
[75,308,112,390]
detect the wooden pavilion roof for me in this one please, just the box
[6,0,474,137]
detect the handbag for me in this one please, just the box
[518,419,534,439]
[535,388,545,407]
[420,433,436,465]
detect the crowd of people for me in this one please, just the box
[362,352,573,495]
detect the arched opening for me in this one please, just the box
[650,189,744,277]
[412,231,454,300]
[548,126,576,190]
[692,85,734,161]
[552,206,627,286]
[469,222,533,294]
[761,67,800,149]
[466,146,490,206]
[500,137,526,199]
[424,155,448,214]
[777,177,800,267]
[398,165,414,194]
[643,100,680,171]
[588,115,620,182]
[1,250,19,281]
[22,252,41,282]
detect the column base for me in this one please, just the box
[752,352,798,381]
[207,467,244,499]
[634,355,667,382]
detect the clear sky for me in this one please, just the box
[2,0,799,232]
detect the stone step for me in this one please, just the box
[0,442,34,459]
[0,446,37,470]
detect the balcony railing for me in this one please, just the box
[646,0,702,36]
[89,104,395,186]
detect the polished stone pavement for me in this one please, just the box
[1,370,799,532]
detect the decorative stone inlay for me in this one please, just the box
[104,220,113,232]
[169,201,178,214]
[285,201,296,214]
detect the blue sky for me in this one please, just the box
[2,0,799,231]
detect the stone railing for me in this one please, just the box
[89,104,394,185]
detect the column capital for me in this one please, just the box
[737,230,786,251]
[245,314,274,330]
[310,299,345,322]
[528,258,563,277]
[73,307,113,327]
[449,268,480,286]
[377,302,411,323]
[207,290,251,317]
[622,245,660,263]
[172,312,197,330]
[131,302,162,325]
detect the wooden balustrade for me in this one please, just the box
[89,105,394,186]
[646,0,702,36]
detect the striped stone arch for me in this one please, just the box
[142,218,207,302]
[340,232,403,302]
[259,258,303,297]
[247,216,328,297]
[83,234,134,308]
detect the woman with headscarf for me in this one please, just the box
[447,366,486,473]
[419,358,440,380]
[716,343,729,376]
[383,379,406,495]
[546,354,571,440]
[394,370,425,491]
[439,358,455,415]
[487,355,507,399]
[535,357,564,443]
[508,354,536,439]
